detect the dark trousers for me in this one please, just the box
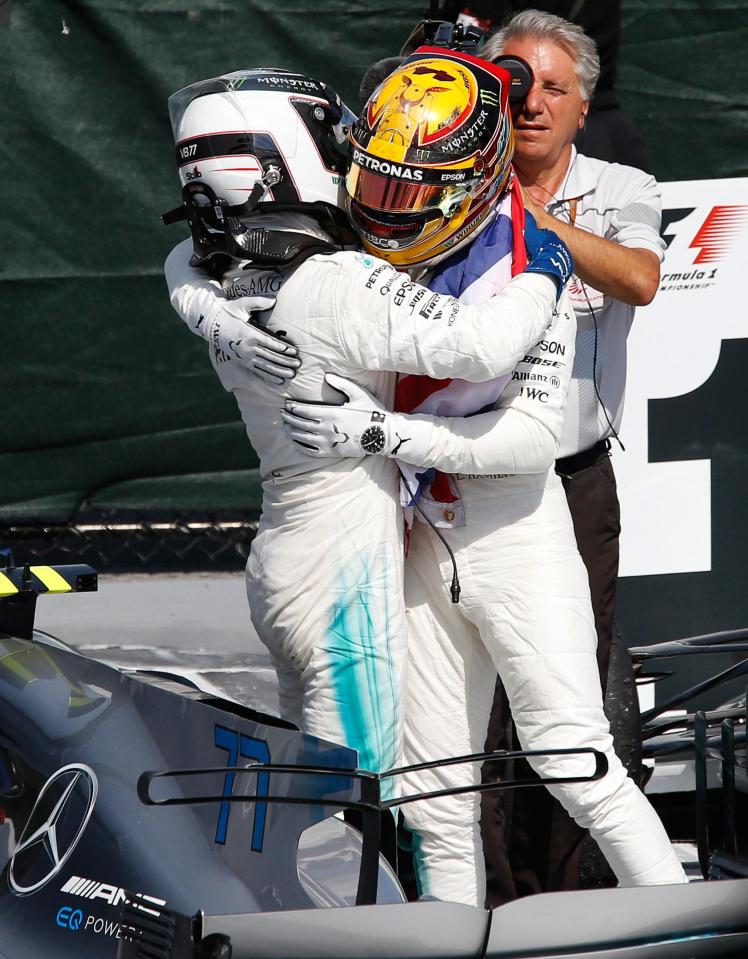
[481,442,621,905]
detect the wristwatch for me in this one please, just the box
[359,425,386,455]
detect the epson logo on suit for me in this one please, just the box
[538,340,566,355]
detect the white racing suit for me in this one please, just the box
[165,235,560,800]
[390,305,688,904]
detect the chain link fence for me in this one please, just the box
[0,510,258,573]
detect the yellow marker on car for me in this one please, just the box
[0,572,19,597]
[30,565,73,594]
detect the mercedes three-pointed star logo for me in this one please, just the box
[8,763,98,895]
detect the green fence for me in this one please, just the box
[2,0,746,523]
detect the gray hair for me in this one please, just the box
[482,9,600,101]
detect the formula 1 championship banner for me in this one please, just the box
[613,178,748,705]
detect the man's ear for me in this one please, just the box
[578,104,589,130]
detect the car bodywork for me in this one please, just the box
[0,564,403,958]
[1,565,748,959]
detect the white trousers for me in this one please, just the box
[247,464,406,800]
[400,471,687,905]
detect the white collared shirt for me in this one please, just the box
[544,148,665,458]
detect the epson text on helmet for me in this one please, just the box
[352,149,424,181]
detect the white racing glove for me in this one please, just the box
[281,373,434,460]
[165,238,299,386]
[200,295,300,386]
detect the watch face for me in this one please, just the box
[360,425,386,454]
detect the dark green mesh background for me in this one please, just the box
[0,0,418,522]
[621,1,748,182]
[1,0,746,523]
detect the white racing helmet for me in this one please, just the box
[164,69,358,265]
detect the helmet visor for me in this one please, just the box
[348,200,434,243]
[346,161,470,215]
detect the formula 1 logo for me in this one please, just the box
[688,205,748,263]
[659,204,748,293]
[9,764,98,895]
[661,205,748,264]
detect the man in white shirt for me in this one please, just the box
[481,8,666,898]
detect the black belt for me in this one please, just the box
[555,439,611,477]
